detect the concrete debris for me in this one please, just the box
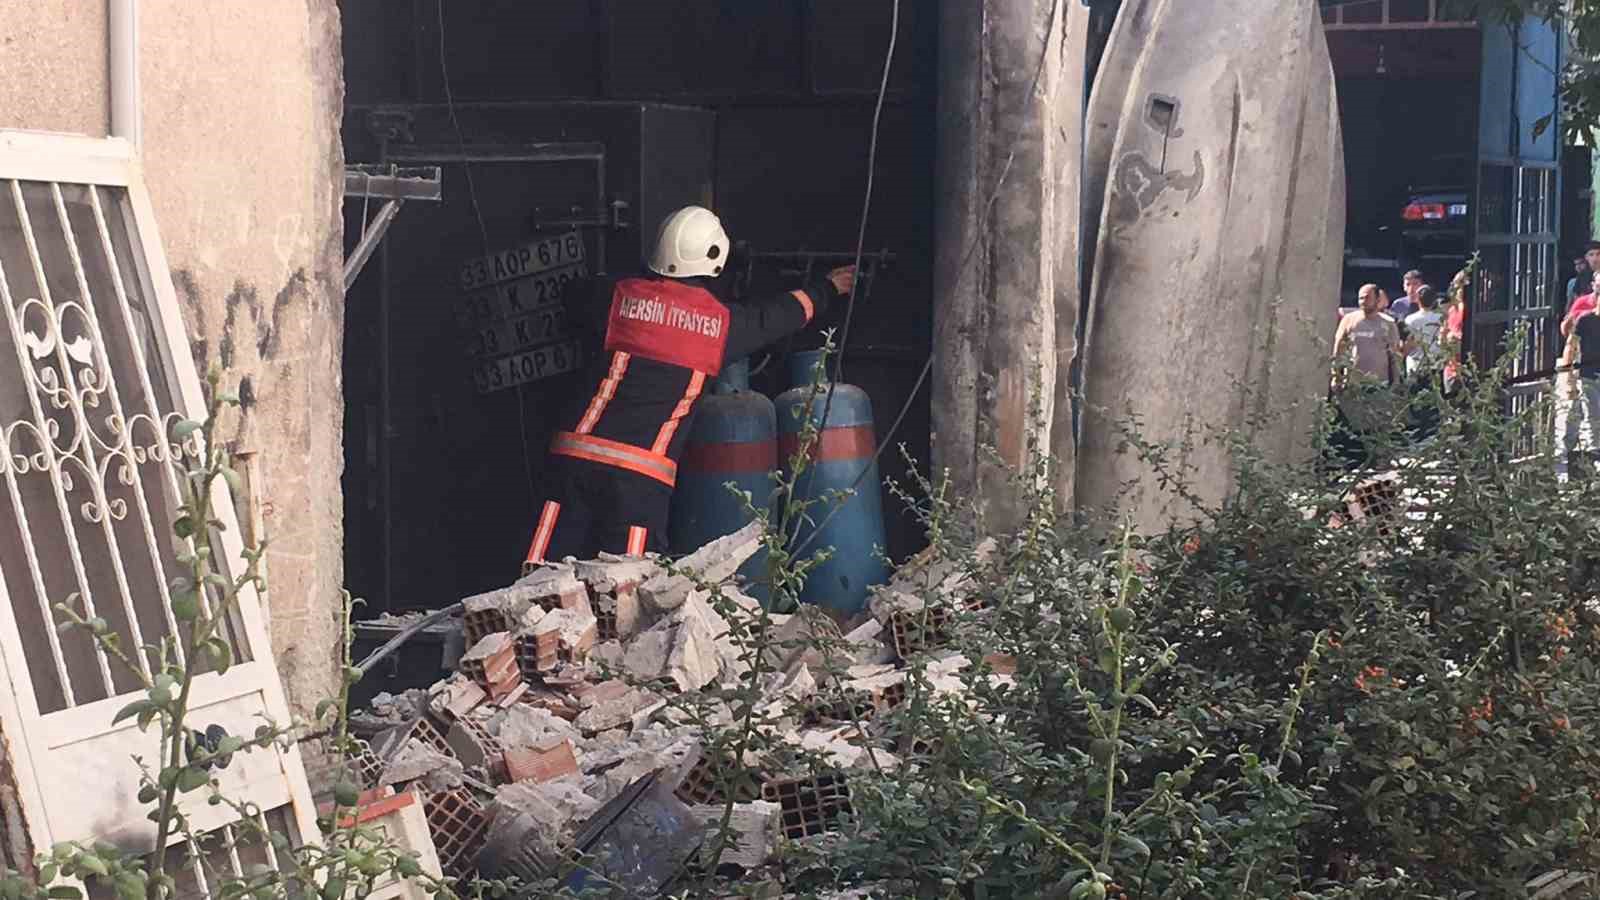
[624,591,731,692]
[639,520,764,613]
[462,564,586,645]
[842,619,895,666]
[458,632,523,702]
[378,740,463,790]
[490,776,600,853]
[445,718,500,770]
[345,531,999,894]
[574,683,658,735]
[590,737,700,801]
[572,553,661,592]
[504,738,580,784]
[762,605,843,679]
[357,689,429,731]
[590,639,625,669]
[492,703,581,749]
[692,800,782,870]
[432,678,487,721]
[869,539,995,622]
[790,725,896,771]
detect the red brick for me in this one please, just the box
[502,739,579,784]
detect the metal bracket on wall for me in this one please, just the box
[344,163,444,290]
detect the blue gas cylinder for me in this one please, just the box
[774,350,890,615]
[669,358,776,602]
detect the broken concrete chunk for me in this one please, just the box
[460,631,513,666]
[430,678,487,721]
[574,684,657,734]
[494,703,581,749]
[624,591,727,692]
[533,608,599,662]
[378,739,463,789]
[504,738,580,784]
[573,554,661,592]
[762,605,843,679]
[490,777,600,857]
[639,520,764,613]
[573,678,631,709]
[590,639,625,669]
[843,618,895,666]
[445,720,496,770]
[463,565,586,643]
[589,738,700,803]
[795,726,874,769]
[692,801,781,870]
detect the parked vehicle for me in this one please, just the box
[1398,154,1471,262]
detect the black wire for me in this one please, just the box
[830,0,898,388]
[796,0,898,540]
[436,1,541,512]
[792,0,1064,559]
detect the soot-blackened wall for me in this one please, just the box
[340,0,936,615]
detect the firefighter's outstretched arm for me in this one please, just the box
[722,265,855,363]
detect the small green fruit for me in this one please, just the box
[171,593,200,624]
[333,781,361,808]
[1107,607,1135,632]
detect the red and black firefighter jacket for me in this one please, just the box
[524,272,840,564]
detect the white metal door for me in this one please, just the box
[0,131,318,866]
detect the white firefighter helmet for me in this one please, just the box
[648,205,729,278]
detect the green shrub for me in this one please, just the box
[773,349,1600,898]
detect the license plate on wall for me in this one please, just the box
[456,263,587,328]
[473,339,583,393]
[458,232,585,291]
[467,306,568,357]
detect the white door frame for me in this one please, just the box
[0,128,319,864]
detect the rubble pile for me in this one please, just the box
[339,524,1007,895]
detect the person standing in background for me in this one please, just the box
[1332,284,1403,389]
[1555,300,1600,482]
[1390,270,1423,321]
[1442,269,1470,392]
[1567,255,1590,308]
[1563,268,1599,342]
[1403,285,1443,379]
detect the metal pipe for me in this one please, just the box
[378,134,394,615]
[343,199,404,290]
[109,0,140,147]
[353,603,463,674]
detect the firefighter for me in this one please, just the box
[523,205,854,568]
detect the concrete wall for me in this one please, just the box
[141,0,346,719]
[0,0,347,718]
[0,2,109,137]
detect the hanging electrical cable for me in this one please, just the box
[436,0,541,507]
[792,0,1066,559]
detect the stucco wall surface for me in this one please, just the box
[0,1,110,137]
[139,0,345,719]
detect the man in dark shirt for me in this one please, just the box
[1555,306,1600,482]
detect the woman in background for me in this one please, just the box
[1442,268,1470,393]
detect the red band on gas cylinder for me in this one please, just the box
[779,425,875,462]
[680,440,778,474]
